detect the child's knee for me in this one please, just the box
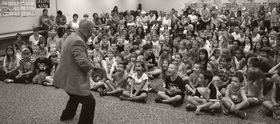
[173,95,183,101]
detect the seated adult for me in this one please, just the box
[39,9,50,30]
[29,28,43,46]
[56,10,67,27]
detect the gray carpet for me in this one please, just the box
[0,81,278,124]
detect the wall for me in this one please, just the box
[0,0,57,35]
[57,0,138,23]
[138,0,194,12]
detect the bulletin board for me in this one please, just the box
[0,0,56,37]
[0,0,36,17]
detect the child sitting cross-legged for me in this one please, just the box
[221,71,249,119]
[89,61,108,92]
[185,70,221,115]
[185,63,201,95]
[15,48,35,84]
[119,61,148,103]
[262,73,280,117]
[154,62,186,107]
[42,54,59,86]
[1,46,20,83]
[99,62,128,96]
[32,50,52,84]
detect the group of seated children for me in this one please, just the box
[1,5,280,120]
[0,31,59,86]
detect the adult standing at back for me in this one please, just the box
[56,10,67,27]
[53,19,96,124]
[39,9,51,40]
[39,9,50,30]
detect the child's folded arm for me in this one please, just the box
[134,79,147,96]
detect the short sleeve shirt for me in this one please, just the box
[131,73,149,91]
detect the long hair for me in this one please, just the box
[260,35,270,47]
[197,49,209,70]
[244,36,253,50]
[5,45,16,63]
[135,26,145,39]
[135,60,147,72]
[253,41,263,52]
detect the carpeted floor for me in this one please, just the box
[0,81,278,124]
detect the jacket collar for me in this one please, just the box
[76,30,87,42]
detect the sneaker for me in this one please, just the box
[99,91,107,97]
[185,104,197,111]
[155,98,163,103]
[4,79,14,83]
[235,111,247,119]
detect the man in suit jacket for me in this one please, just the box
[53,19,95,124]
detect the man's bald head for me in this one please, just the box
[78,19,94,39]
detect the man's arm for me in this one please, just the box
[71,40,93,73]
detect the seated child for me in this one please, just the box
[155,62,186,107]
[221,71,249,119]
[100,62,128,96]
[262,74,280,117]
[1,46,20,83]
[15,48,35,84]
[173,53,187,80]
[102,49,117,80]
[185,71,221,115]
[126,53,136,77]
[185,63,201,95]
[32,50,52,84]
[119,61,148,103]
[245,67,264,106]
[42,54,59,86]
[89,62,108,91]
[143,44,161,79]
[217,55,235,95]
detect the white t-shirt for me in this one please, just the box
[69,20,80,31]
[29,34,43,46]
[188,14,198,23]
[162,17,171,27]
[252,34,260,45]
[231,32,243,42]
[131,73,149,91]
